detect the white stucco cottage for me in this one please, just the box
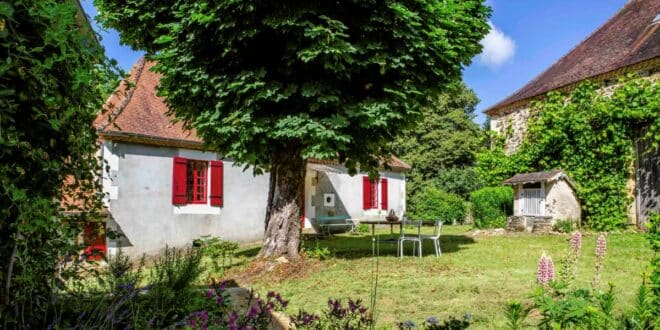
[89,59,409,258]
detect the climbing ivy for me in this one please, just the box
[0,1,118,326]
[477,76,659,230]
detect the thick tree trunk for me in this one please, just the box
[260,150,305,258]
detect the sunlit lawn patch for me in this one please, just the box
[228,225,651,329]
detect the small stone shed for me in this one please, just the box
[503,169,581,233]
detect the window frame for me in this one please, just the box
[185,159,208,204]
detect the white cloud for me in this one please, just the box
[478,23,515,69]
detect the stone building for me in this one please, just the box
[485,0,659,227]
[503,170,580,233]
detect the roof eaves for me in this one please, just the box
[99,131,205,150]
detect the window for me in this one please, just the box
[172,157,223,206]
[186,160,208,203]
[362,176,388,210]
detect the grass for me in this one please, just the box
[226,225,652,329]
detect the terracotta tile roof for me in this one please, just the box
[503,169,575,189]
[95,59,203,146]
[96,59,410,171]
[486,0,660,115]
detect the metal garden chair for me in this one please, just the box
[398,218,423,258]
[420,220,442,257]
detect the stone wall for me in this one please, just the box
[507,215,553,233]
[544,180,581,221]
[489,107,530,155]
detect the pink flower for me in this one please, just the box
[596,233,607,258]
[537,254,555,286]
[570,231,582,253]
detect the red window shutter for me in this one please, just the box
[210,160,224,207]
[172,157,188,205]
[362,176,372,210]
[381,178,388,210]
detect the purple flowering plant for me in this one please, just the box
[185,282,289,330]
[292,298,372,330]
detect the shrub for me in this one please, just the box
[553,219,575,233]
[56,247,204,328]
[470,186,513,228]
[408,186,466,223]
[430,167,484,200]
[302,239,333,260]
[355,223,370,234]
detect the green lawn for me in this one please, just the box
[228,225,652,329]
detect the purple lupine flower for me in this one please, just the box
[267,291,276,298]
[596,233,607,258]
[570,231,582,253]
[536,254,555,286]
[216,295,224,306]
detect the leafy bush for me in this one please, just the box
[56,248,204,328]
[0,0,118,326]
[355,223,370,234]
[144,247,204,327]
[429,167,484,200]
[408,186,466,223]
[553,219,575,233]
[302,239,333,260]
[469,186,513,228]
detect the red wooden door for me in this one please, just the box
[84,222,106,261]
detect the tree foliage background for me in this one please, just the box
[0,0,117,326]
[394,82,484,197]
[477,77,659,230]
[95,0,491,256]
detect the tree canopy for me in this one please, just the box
[96,0,490,174]
[394,82,484,196]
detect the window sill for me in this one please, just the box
[174,203,221,215]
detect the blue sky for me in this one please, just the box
[82,0,627,125]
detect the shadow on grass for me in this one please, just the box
[235,246,261,258]
[303,233,476,259]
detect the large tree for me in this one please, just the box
[393,82,483,196]
[96,0,490,257]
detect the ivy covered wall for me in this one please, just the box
[478,76,659,230]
